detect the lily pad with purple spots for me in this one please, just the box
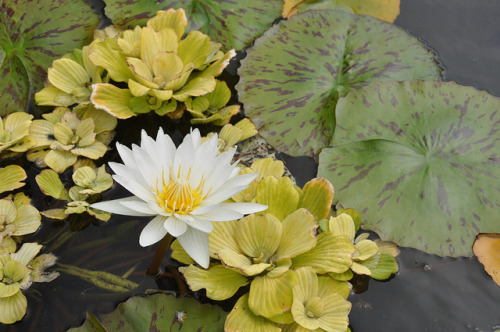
[237,9,441,157]
[0,0,99,115]
[104,0,282,50]
[69,292,227,331]
[318,80,500,257]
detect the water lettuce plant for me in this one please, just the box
[0,242,59,324]
[89,8,239,124]
[27,105,117,173]
[36,166,113,221]
[0,112,36,157]
[91,128,266,268]
[35,46,107,107]
[0,194,41,245]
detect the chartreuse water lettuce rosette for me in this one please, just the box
[0,166,27,195]
[0,242,59,324]
[86,8,239,124]
[91,128,266,268]
[27,105,117,173]
[0,193,41,245]
[0,112,36,157]
[36,165,114,221]
[35,45,108,107]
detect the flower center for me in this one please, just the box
[305,297,324,318]
[154,167,205,214]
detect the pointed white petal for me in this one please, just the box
[163,216,188,237]
[132,143,161,186]
[116,142,137,168]
[177,227,210,268]
[139,215,168,246]
[188,218,214,233]
[218,202,268,214]
[91,197,155,216]
[191,207,243,221]
[120,200,157,215]
[113,174,154,202]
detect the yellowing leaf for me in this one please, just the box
[283,0,400,23]
[297,178,334,220]
[225,294,281,332]
[473,233,500,286]
[0,165,26,194]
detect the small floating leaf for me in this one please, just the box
[237,9,440,157]
[318,81,500,257]
[473,233,500,286]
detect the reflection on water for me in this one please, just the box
[6,0,500,330]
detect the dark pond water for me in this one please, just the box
[5,0,500,331]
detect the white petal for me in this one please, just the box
[156,129,176,172]
[116,142,137,168]
[113,174,154,202]
[120,200,157,215]
[177,227,210,268]
[187,218,214,233]
[203,173,257,205]
[191,207,243,221]
[109,162,144,188]
[132,143,161,186]
[218,202,268,214]
[91,197,156,216]
[190,128,202,149]
[163,216,188,237]
[139,215,169,246]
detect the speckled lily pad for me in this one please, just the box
[237,9,441,157]
[318,80,500,257]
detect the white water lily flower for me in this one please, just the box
[91,128,266,268]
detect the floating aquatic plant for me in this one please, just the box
[88,8,239,124]
[202,118,258,153]
[28,105,117,173]
[36,166,113,221]
[91,128,266,268]
[0,166,27,195]
[0,112,36,157]
[35,46,107,107]
[0,242,59,324]
[0,194,41,245]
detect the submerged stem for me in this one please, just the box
[147,233,173,276]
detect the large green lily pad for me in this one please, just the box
[0,0,99,115]
[68,293,227,331]
[104,0,282,50]
[237,9,441,157]
[318,80,500,257]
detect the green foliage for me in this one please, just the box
[36,166,113,221]
[0,193,41,244]
[319,80,500,257]
[0,166,26,194]
[0,0,99,115]
[237,9,441,157]
[68,292,227,331]
[0,112,36,157]
[104,0,283,51]
[0,243,58,324]
[89,9,239,124]
[27,105,117,173]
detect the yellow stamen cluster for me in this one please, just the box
[154,166,205,214]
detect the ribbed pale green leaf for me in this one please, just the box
[181,264,249,301]
[255,176,300,221]
[235,213,282,259]
[225,293,281,332]
[0,290,27,324]
[35,169,69,200]
[276,209,317,259]
[297,178,334,220]
[0,165,26,194]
